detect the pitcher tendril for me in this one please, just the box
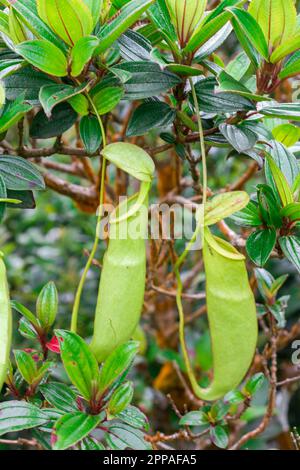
[71,94,107,333]
[175,80,258,401]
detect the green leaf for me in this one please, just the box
[0,174,7,222]
[266,155,294,207]
[15,40,68,77]
[55,330,100,401]
[270,275,289,296]
[210,425,229,449]
[14,349,37,385]
[36,282,58,330]
[71,36,99,77]
[97,0,154,53]
[92,86,124,115]
[105,422,152,450]
[11,300,39,328]
[0,98,32,134]
[270,34,300,63]
[83,0,102,27]
[224,390,245,405]
[30,103,78,139]
[80,115,102,154]
[244,373,265,396]
[281,203,300,222]
[179,411,209,427]
[40,382,78,413]
[279,236,300,274]
[81,437,105,450]
[37,0,93,46]
[257,184,282,228]
[0,401,48,436]
[112,62,181,100]
[217,70,269,102]
[186,10,232,53]
[19,317,38,340]
[248,0,297,48]
[210,402,231,421]
[117,405,149,431]
[98,341,139,392]
[68,94,89,116]
[272,124,300,147]
[127,101,176,137]
[204,191,249,226]
[196,22,232,60]
[148,0,177,44]
[39,84,87,118]
[54,412,102,450]
[0,156,45,191]
[108,381,134,417]
[229,7,269,60]
[260,102,300,121]
[231,201,262,227]
[246,229,277,266]
[266,141,299,188]
[279,51,300,80]
[101,143,155,182]
[9,0,67,52]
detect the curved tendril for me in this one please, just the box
[109,181,151,225]
[175,78,208,398]
[70,93,107,333]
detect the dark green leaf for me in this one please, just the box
[113,62,181,100]
[127,101,175,137]
[4,67,55,105]
[257,184,282,228]
[30,103,78,139]
[118,29,152,62]
[246,229,277,266]
[79,115,102,154]
[193,77,254,114]
[0,156,45,191]
[231,201,262,227]
[5,190,35,209]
